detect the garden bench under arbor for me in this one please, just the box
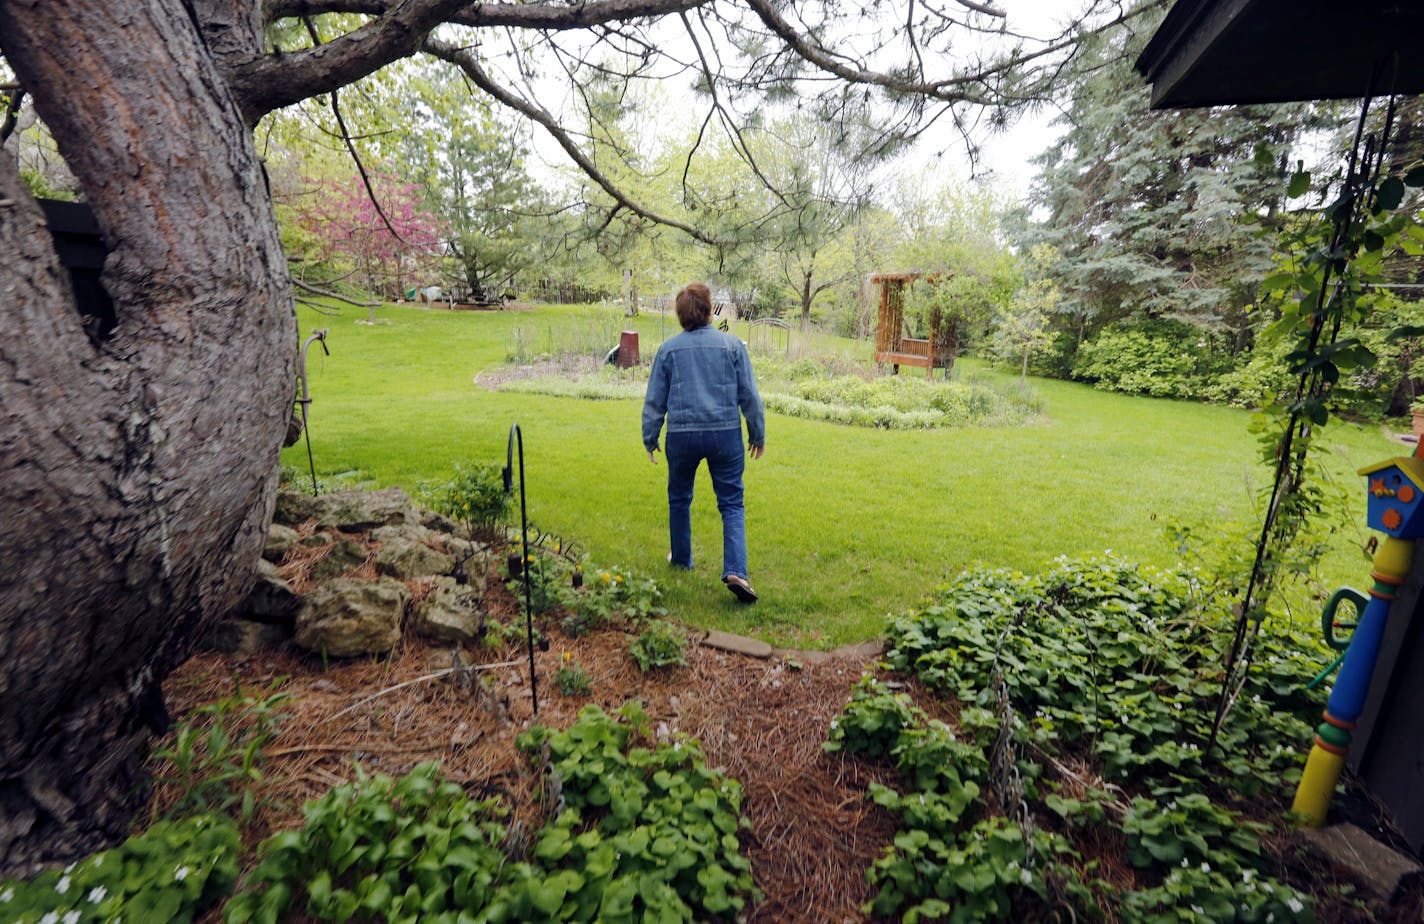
[870,271,951,377]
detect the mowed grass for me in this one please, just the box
[283,301,1397,648]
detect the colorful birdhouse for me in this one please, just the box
[1360,456,1424,538]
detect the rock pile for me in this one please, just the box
[211,486,494,658]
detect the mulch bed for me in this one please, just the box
[154,577,896,924]
[151,564,1424,923]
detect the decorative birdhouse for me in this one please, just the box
[1360,456,1424,538]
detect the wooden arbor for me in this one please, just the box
[871,272,949,377]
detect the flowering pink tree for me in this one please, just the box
[296,171,446,309]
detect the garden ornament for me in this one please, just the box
[1291,448,1424,825]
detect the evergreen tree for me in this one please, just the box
[1025,4,1331,360]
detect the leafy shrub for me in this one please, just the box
[227,707,758,923]
[424,461,511,536]
[0,814,239,924]
[1072,319,1239,400]
[151,681,291,823]
[859,555,1324,922]
[565,564,665,636]
[226,762,510,924]
[763,373,1038,430]
[512,704,759,922]
[628,620,687,672]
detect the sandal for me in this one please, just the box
[724,574,758,604]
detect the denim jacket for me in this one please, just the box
[642,326,765,451]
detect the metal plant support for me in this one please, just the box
[504,423,540,715]
[1209,80,1401,754]
[297,329,330,497]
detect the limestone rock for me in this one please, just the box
[314,487,418,531]
[310,538,368,581]
[273,490,318,526]
[371,523,436,546]
[376,535,455,580]
[237,559,301,625]
[208,618,291,656]
[419,508,461,536]
[294,577,410,658]
[414,577,487,644]
[263,524,301,562]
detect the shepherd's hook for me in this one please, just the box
[504,423,540,715]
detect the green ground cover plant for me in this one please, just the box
[829,555,1325,923]
[283,301,1397,647]
[0,814,239,924]
[222,704,757,923]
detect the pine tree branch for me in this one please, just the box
[422,36,725,247]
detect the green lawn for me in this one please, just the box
[283,301,1398,648]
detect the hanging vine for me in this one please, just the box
[1208,92,1424,752]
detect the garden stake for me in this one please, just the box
[297,328,329,496]
[1291,443,1421,825]
[504,423,540,715]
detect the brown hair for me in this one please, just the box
[674,283,713,331]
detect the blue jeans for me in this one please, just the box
[665,428,748,580]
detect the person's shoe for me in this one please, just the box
[724,574,758,603]
[667,553,691,571]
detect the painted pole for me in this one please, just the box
[1292,448,1424,824]
[1291,535,1411,823]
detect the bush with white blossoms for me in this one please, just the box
[0,814,238,924]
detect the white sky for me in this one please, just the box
[522,1,1089,205]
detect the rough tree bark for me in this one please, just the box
[0,0,294,875]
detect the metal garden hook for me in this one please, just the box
[504,423,540,715]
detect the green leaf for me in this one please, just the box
[1377,176,1406,211]
[1287,170,1311,198]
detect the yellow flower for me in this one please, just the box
[526,555,535,563]
[562,651,572,662]
[600,571,612,582]
[613,575,623,583]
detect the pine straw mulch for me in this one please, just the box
[153,584,899,924]
[150,570,1424,924]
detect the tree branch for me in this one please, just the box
[421,37,725,247]
[266,0,708,31]
[229,0,475,124]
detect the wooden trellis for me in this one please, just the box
[870,272,950,377]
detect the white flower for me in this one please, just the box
[1201,862,1211,872]
[63,912,80,924]
[0,887,12,902]
[174,865,191,882]
[1287,897,1304,913]
[88,886,107,903]
[38,912,59,924]
[1181,858,1189,868]
[1191,906,1204,915]
[1019,869,1032,886]
[56,875,71,893]
[1242,869,1254,882]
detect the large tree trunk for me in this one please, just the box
[0,0,295,876]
